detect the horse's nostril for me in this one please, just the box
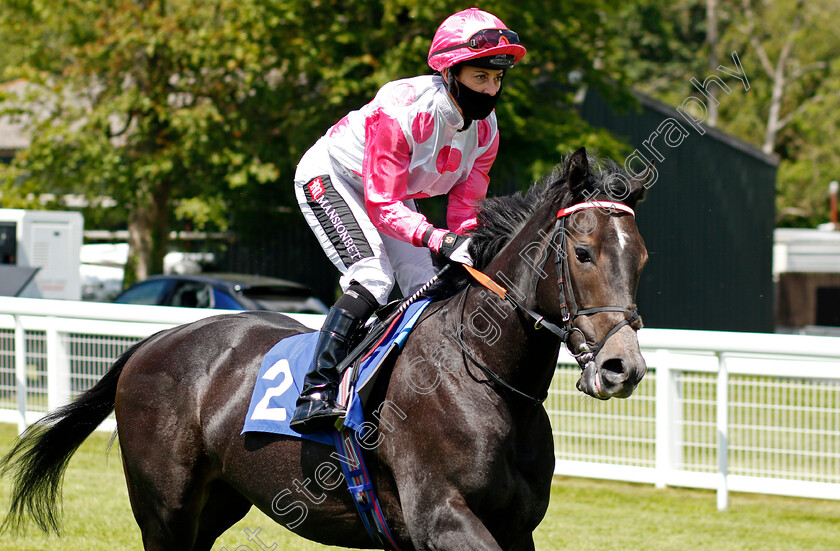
[600,358,625,376]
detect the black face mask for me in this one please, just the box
[446,70,503,121]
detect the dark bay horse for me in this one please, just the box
[1,147,650,550]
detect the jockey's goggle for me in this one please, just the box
[430,29,520,57]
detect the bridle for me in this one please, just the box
[547,200,641,368]
[463,200,641,372]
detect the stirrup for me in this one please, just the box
[289,392,346,434]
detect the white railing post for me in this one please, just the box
[655,354,671,488]
[46,318,72,412]
[655,351,683,489]
[14,315,27,434]
[716,352,729,511]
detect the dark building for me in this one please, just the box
[581,90,778,332]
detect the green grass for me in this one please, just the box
[0,423,839,550]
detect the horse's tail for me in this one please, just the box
[0,338,147,535]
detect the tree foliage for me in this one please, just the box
[723,0,840,226]
[612,0,840,227]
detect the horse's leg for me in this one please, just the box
[117,369,215,550]
[120,443,212,550]
[507,534,536,551]
[192,480,253,551]
[403,493,504,550]
[122,446,253,551]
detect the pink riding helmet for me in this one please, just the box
[427,8,527,72]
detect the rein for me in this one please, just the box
[454,287,547,406]
[463,200,640,372]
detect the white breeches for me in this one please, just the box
[294,139,436,305]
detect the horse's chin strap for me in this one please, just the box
[567,310,638,366]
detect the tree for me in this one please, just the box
[611,1,711,102]
[612,0,840,227]
[732,0,829,156]
[720,0,840,225]
[1,0,293,283]
[1,0,635,284]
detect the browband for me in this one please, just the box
[557,201,635,219]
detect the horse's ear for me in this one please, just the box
[626,160,654,207]
[563,147,591,200]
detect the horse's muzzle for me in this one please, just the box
[575,327,647,400]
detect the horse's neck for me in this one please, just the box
[483,200,558,320]
[459,209,562,401]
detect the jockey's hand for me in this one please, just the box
[424,228,473,266]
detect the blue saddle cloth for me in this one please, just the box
[242,299,431,445]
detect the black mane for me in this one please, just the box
[426,152,643,300]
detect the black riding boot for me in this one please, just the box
[290,285,377,434]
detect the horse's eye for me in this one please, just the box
[575,247,592,263]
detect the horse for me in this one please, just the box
[1,147,650,550]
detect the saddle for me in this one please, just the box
[241,298,432,442]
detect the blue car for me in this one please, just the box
[113,273,329,314]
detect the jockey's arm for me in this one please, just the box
[446,130,498,234]
[362,109,436,246]
[362,109,497,251]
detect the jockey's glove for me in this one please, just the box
[423,228,473,267]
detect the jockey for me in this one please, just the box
[290,8,527,433]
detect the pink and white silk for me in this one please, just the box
[325,75,498,246]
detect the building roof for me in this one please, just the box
[774,227,840,274]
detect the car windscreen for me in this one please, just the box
[114,279,174,305]
[170,282,214,308]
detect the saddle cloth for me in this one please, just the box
[241,299,432,444]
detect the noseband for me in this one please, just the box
[548,201,641,368]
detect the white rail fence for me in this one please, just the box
[1,296,839,511]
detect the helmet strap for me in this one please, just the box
[445,69,473,130]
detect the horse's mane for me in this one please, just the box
[427,152,639,300]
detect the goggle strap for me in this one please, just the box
[429,29,519,60]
